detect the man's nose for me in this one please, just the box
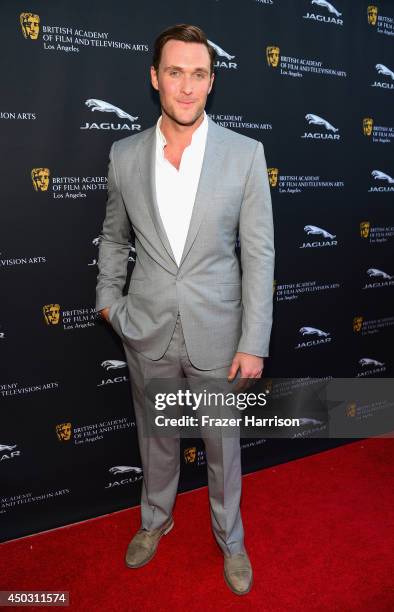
[180,75,193,93]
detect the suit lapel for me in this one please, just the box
[178,117,224,269]
[138,115,224,271]
[138,126,178,269]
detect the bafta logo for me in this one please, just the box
[268,167,278,188]
[266,46,280,68]
[363,117,373,136]
[184,447,196,464]
[360,221,370,239]
[43,304,61,326]
[20,12,40,40]
[353,316,363,333]
[56,422,72,441]
[346,402,357,417]
[367,5,378,26]
[31,168,50,192]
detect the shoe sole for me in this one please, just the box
[223,569,253,595]
[125,519,174,569]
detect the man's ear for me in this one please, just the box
[150,66,159,91]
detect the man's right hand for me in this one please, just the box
[100,307,110,322]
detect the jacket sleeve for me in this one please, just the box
[95,141,131,312]
[236,140,275,357]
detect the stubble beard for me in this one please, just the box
[161,101,205,128]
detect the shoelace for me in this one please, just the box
[133,528,157,549]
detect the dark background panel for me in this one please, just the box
[1,0,393,542]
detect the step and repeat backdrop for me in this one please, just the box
[1,0,393,542]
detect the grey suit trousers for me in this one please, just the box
[122,311,245,556]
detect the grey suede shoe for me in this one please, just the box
[223,551,253,595]
[125,517,174,568]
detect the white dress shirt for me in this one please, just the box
[155,111,208,266]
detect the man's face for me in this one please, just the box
[150,40,214,127]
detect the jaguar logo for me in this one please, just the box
[305,114,338,132]
[311,0,341,17]
[207,40,235,60]
[359,358,384,367]
[299,326,330,337]
[304,225,336,239]
[375,64,394,80]
[101,360,127,370]
[366,268,393,280]
[85,99,138,122]
[109,466,142,475]
[371,170,394,184]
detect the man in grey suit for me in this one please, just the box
[96,24,274,595]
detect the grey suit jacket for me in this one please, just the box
[95,115,275,370]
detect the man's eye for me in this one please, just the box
[170,71,179,76]
[195,73,205,79]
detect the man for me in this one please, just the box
[96,24,274,595]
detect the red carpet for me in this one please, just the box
[1,436,394,611]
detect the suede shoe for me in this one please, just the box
[125,517,174,568]
[223,551,253,595]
